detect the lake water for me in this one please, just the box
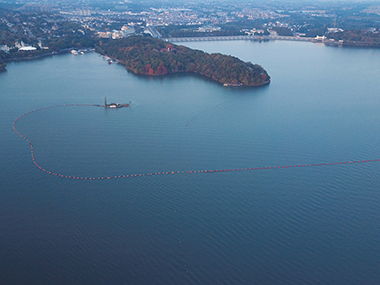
[1,40,380,284]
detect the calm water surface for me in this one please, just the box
[1,40,380,284]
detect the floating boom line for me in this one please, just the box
[13,104,380,181]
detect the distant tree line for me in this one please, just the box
[327,29,380,47]
[271,27,294,36]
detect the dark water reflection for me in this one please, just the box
[1,40,380,284]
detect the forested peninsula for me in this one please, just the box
[96,36,270,86]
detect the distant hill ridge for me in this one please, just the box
[96,36,270,87]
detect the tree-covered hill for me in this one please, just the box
[96,36,270,86]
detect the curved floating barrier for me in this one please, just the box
[13,104,380,180]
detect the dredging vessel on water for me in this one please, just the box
[103,96,131,108]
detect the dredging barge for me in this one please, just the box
[102,96,131,108]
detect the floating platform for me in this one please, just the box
[103,97,131,108]
[104,102,131,108]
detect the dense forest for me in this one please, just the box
[96,36,270,86]
[327,30,380,47]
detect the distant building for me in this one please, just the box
[196,26,221,32]
[19,46,37,51]
[112,30,123,39]
[312,35,326,43]
[269,30,278,36]
[121,25,135,36]
[327,28,344,33]
[0,45,10,52]
[245,28,265,36]
[38,42,49,50]
[98,31,112,38]
[76,9,92,16]
[314,35,326,41]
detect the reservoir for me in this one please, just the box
[1,40,380,284]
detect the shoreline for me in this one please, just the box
[1,47,95,67]
[166,35,380,49]
[1,35,379,72]
[3,49,71,63]
[2,36,378,71]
